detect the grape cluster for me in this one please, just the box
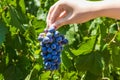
[38,26,68,70]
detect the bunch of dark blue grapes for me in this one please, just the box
[38,26,68,71]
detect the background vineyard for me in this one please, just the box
[0,0,120,80]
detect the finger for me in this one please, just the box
[50,11,67,30]
[47,11,66,30]
[46,5,55,28]
[46,1,61,28]
[49,4,64,26]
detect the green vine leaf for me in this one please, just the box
[75,51,103,75]
[0,22,8,47]
[70,36,96,56]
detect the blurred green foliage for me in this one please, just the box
[0,0,120,80]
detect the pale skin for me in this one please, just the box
[46,0,120,29]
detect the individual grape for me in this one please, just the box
[51,43,56,49]
[48,26,55,33]
[41,47,47,53]
[49,38,53,43]
[47,47,52,53]
[42,56,47,61]
[56,46,62,52]
[52,56,58,62]
[44,28,48,33]
[46,32,53,38]
[60,35,65,39]
[45,62,51,69]
[56,36,63,42]
[38,35,43,42]
[51,50,57,55]
[54,31,59,37]
[46,54,52,60]
[38,33,45,41]
[43,36,50,43]
[40,42,45,47]
[61,39,68,44]
[45,43,50,47]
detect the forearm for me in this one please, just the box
[92,0,120,19]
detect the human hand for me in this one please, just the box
[46,0,97,29]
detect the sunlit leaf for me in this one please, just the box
[40,71,51,79]
[70,36,96,56]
